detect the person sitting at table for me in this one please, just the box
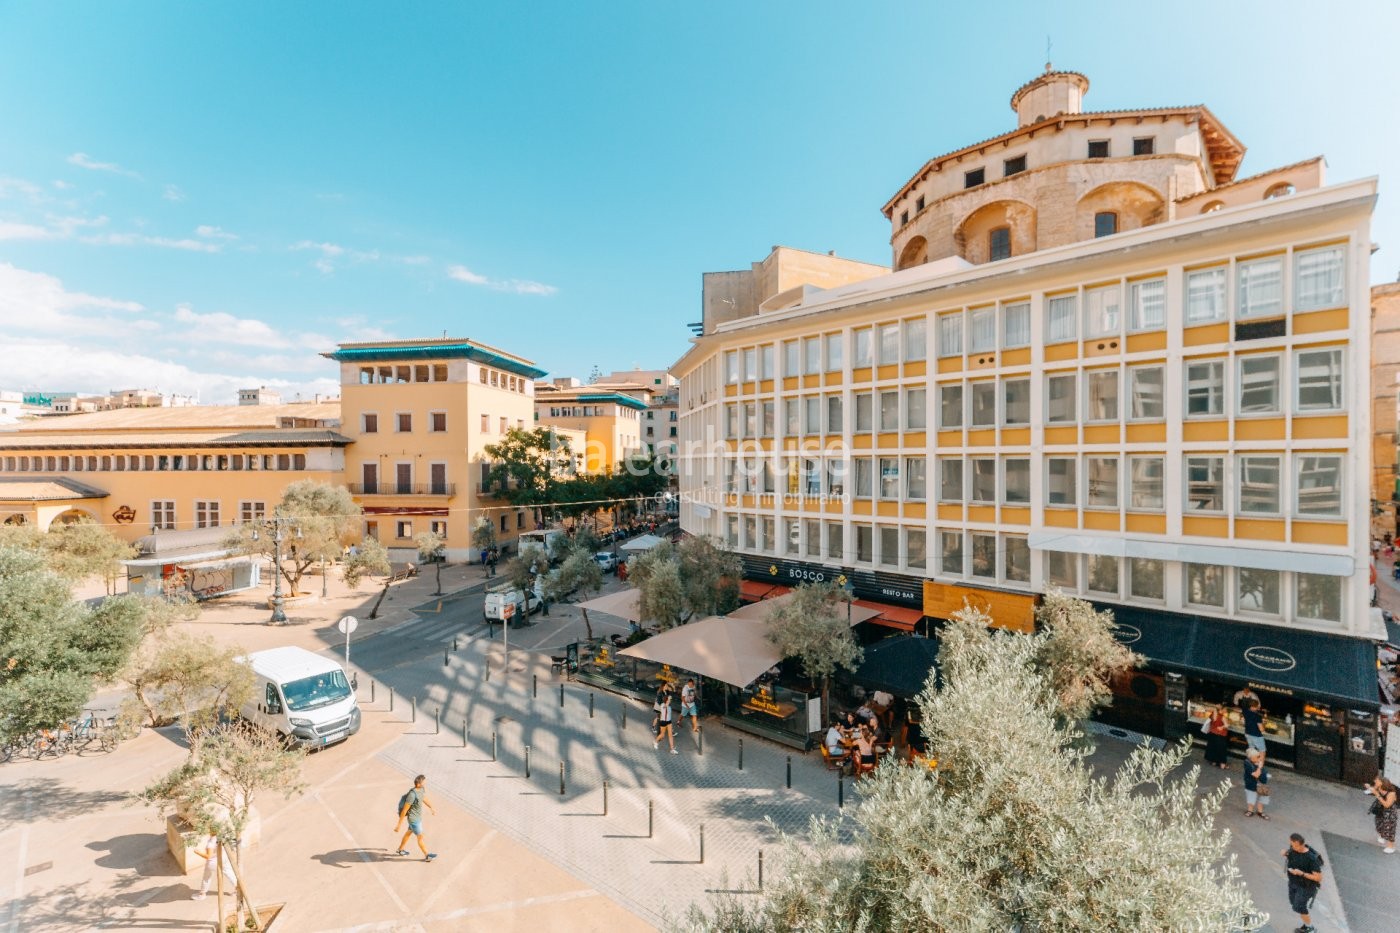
[855,702,877,727]
[825,719,847,756]
[842,711,860,734]
[853,726,878,777]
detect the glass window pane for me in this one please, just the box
[1004,536,1031,583]
[906,388,927,430]
[784,340,800,377]
[971,382,996,427]
[1047,373,1076,422]
[1130,278,1166,330]
[879,526,900,566]
[826,522,843,559]
[1185,360,1224,416]
[879,457,900,499]
[827,395,843,433]
[1297,349,1342,411]
[906,458,927,500]
[880,391,900,431]
[784,399,800,434]
[1086,457,1119,508]
[1130,366,1164,419]
[855,393,873,431]
[805,397,821,433]
[1237,455,1280,514]
[1185,267,1226,323]
[1046,551,1077,589]
[938,314,963,357]
[1185,456,1224,512]
[878,324,901,364]
[1294,246,1344,312]
[968,307,996,353]
[1047,295,1077,343]
[972,459,996,502]
[1129,456,1164,509]
[904,318,927,361]
[1185,563,1225,607]
[806,519,821,558]
[1084,285,1121,337]
[743,348,757,380]
[971,534,996,578]
[1047,458,1076,506]
[1003,378,1030,425]
[1237,567,1281,615]
[1002,302,1030,348]
[1086,370,1119,421]
[725,350,739,383]
[854,458,873,497]
[906,529,927,570]
[760,345,774,379]
[824,333,843,371]
[939,459,964,501]
[1129,558,1164,600]
[1087,555,1119,595]
[1004,458,1030,503]
[1238,356,1280,414]
[856,524,873,563]
[854,328,873,367]
[940,531,964,575]
[1296,573,1342,622]
[804,337,821,374]
[1237,256,1284,318]
[1296,455,1342,516]
[940,384,964,428]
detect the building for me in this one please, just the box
[673,67,1381,781]
[238,386,283,406]
[534,378,649,473]
[1371,282,1400,539]
[594,369,682,465]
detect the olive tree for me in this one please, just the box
[224,481,362,596]
[629,536,740,629]
[764,582,862,722]
[414,530,446,596]
[342,537,393,619]
[120,632,256,746]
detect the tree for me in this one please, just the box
[628,543,685,628]
[764,583,862,722]
[0,517,137,593]
[483,427,573,507]
[224,481,362,596]
[471,516,497,555]
[0,546,145,743]
[504,544,549,595]
[121,632,256,743]
[415,531,446,596]
[628,536,740,629]
[342,538,393,619]
[689,603,1260,932]
[1032,589,1143,722]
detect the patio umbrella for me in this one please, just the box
[576,588,643,622]
[618,615,782,688]
[851,636,941,698]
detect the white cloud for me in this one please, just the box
[313,258,335,275]
[163,184,186,201]
[446,263,557,296]
[291,240,345,257]
[0,220,56,240]
[0,176,46,202]
[48,214,108,236]
[79,232,221,253]
[52,180,73,191]
[0,262,144,336]
[172,305,289,348]
[195,224,238,240]
[399,255,430,266]
[66,152,141,179]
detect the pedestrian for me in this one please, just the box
[1282,832,1324,933]
[1203,705,1230,769]
[654,684,677,754]
[190,833,236,900]
[393,774,439,862]
[1366,774,1398,853]
[1240,697,1267,755]
[1231,685,1259,708]
[679,678,700,734]
[488,547,498,577]
[651,683,667,735]
[1243,747,1270,820]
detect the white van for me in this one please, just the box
[517,529,566,559]
[483,582,541,623]
[239,646,361,749]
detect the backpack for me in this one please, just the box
[396,789,415,817]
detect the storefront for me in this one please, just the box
[737,555,926,631]
[125,527,260,600]
[1100,605,1380,783]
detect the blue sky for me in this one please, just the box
[1,2,1396,404]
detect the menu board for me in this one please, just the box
[1387,724,1400,784]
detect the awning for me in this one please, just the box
[851,636,941,697]
[729,593,881,626]
[1108,606,1379,709]
[617,616,781,688]
[576,588,643,623]
[739,580,777,601]
[1379,608,1400,648]
[854,600,925,632]
[620,534,665,553]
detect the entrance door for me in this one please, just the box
[396,463,413,494]
[361,462,377,495]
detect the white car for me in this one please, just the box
[595,551,619,573]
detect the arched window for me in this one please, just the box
[989,227,1011,261]
[1264,183,1295,200]
[1200,201,1225,214]
[1094,212,1118,238]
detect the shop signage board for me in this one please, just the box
[923,580,1037,633]
[737,555,924,608]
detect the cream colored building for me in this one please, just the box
[534,379,648,473]
[593,369,681,463]
[673,68,1381,771]
[1371,282,1400,537]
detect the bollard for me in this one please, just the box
[443,648,448,667]
[589,693,595,719]
[758,849,764,890]
[411,697,417,724]
[533,674,538,699]
[621,702,627,729]
[463,719,468,748]
[647,800,654,838]
[697,728,703,756]
[370,680,376,704]
[738,739,744,771]
[485,660,491,683]
[525,745,531,779]
[603,780,609,816]
[559,683,565,708]
[388,690,394,713]
[699,823,705,864]
[434,708,440,735]
[838,773,844,809]
[453,636,458,652]
[786,755,792,789]
[492,731,497,762]
[559,762,565,796]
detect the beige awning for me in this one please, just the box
[728,592,881,626]
[618,616,782,688]
[577,588,643,622]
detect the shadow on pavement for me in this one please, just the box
[312,847,399,868]
[0,783,129,825]
[4,879,194,931]
[86,833,179,874]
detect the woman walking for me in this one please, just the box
[1203,705,1230,769]
[1243,748,1270,820]
[1367,774,1397,853]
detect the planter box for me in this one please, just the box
[166,816,202,874]
[220,903,284,932]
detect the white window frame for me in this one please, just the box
[1185,266,1227,323]
[1237,454,1282,516]
[1237,354,1282,416]
[1046,294,1077,343]
[1293,244,1345,312]
[1184,359,1225,418]
[937,314,963,358]
[1083,284,1121,338]
[1184,456,1225,513]
[1128,277,1166,331]
[1001,301,1030,349]
[1236,255,1285,319]
[1295,453,1343,518]
[1084,456,1119,510]
[1128,456,1164,511]
[1046,372,1077,423]
[967,306,996,354]
[1084,368,1120,423]
[853,328,873,368]
[1295,347,1344,412]
[903,318,928,362]
[1128,365,1164,421]
[1046,457,1076,507]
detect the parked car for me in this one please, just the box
[595,551,618,573]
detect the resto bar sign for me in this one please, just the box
[737,556,924,608]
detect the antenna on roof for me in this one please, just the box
[1045,35,1052,71]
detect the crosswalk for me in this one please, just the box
[387,616,476,643]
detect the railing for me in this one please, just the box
[348,483,455,496]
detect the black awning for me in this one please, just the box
[1108,606,1378,710]
[849,635,941,698]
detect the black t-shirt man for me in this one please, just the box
[1285,843,1323,891]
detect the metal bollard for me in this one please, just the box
[453,636,458,652]
[434,708,440,735]
[697,728,703,756]
[525,745,531,779]
[370,680,376,704]
[559,762,565,796]
[411,698,417,724]
[647,800,654,838]
[388,690,394,713]
[559,683,565,708]
[485,660,491,683]
[621,702,627,729]
[738,739,744,771]
[699,823,705,864]
[838,773,844,808]
[444,648,449,667]
[758,849,764,890]
[533,674,538,698]
[589,693,594,718]
[463,719,468,748]
[786,755,792,789]
[492,731,497,762]
[603,779,608,816]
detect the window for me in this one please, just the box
[1296,348,1342,411]
[1238,356,1281,413]
[1084,285,1120,337]
[853,328,873,367]
[783,340,800,377]
[938,314,963,357]
[907,528,927,570]
[803,459,820,496]
[1085,369,1119,421]
[1047,294,1077,343]
[900,210,908,226]
[431,520,448,538]
[1129,278,1165,330]
[724,350,739,383]
[964,167,985,188]
[430,411,447,432]
[742,348,757,380]
[916,196,925,212]
[939,459,964,501]
[971,458,996,503]
[481,414,490,433]
[1237,256,1284,318]
[879,391,899,431]
[1296,455,1342,517]
[1129,558,1164,600]
[904,318,927,361]
[1003,378,1030,425]
[1185,456,1224,512]
[1047,457,1076,506]
[1093,212,1118,238]
[826,461,844,496]
[988,227,1011,261]
[826,522,844,560]
[1185,267,1227,323]
[878,457,900,499]
[1238,568,1281,615]
[805,397,821,434]
[1185,360,1224,416]
[804,337,821,374]
[971,382,996,427]
[361,412,378,434]
[879,526,900,566]
[1129,456,1164,509]
[1296,573,1342,623]
[1004,458,1030,503]
[1087,555,1119,595]
[1295,245,1345,311]
[940,531,964,575]
[725,515,739,547]
[194,501,220,528]
[878,323,900,365]
[725,405,739,438]
[854,393,873,432]
[905,388,926,430]
[1238,455,1281,514]
[1046,551,1078,589]
[1086,457,1119,508]
[761,400,775,435]
[854,458,873,498]
[1004,154,1027,176]
[827,395,844,433]
[784,399,800,435]
[805,519,821,558]
[906,457,927,500]
[855,524,874,563]
[1087,139,1109,159]
[1004,536,1031,583]
[1129,366,1164,419]
[760,345,775,379]
[824,333,843,371]
[239,501,265,523]
[743,515,757,548]
[498,417,508,434]
[151,501,175,530]
[1132,137,1155,156]
[1265,182,1296,199]
[1002,301,1030,348]
[971,534,996,578]
[939,384,963,428]
[1046,373,1076,423]
[1185,563,1225,608]
[743,402,757,436]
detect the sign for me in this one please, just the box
[737,555,925,608]
[1386,724,1400,784]
[337,616,359,635]
[1243,646,1298,673]
[112,505,136,525]
[923,580,1038,634]
[503,603,515,620]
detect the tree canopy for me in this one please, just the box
[483,427,574,507]
[764,583,862,721]
[224,480,362,595]
[0,517,137,592]
[628,536,739,629]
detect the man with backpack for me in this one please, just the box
[393,774,438,862]
[1282,832,1324,933]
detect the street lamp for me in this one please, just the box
[251,517,301,625]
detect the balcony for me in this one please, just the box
[349,483,455,497]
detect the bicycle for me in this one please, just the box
[25,728,64,760]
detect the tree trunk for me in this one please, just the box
[582,608,593,641]
[321,558,328,598]
[434,560,442,596]
[820,676,830,725]
[369,580,391,619]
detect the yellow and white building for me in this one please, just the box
[534,379,648,473]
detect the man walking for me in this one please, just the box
[679,678,700,734]
[654,684,677,754]
[394,774,438,862]
[1282,832,1324,933]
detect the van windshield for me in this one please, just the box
[282,670,352,712]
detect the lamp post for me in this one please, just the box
[842,576,854,627]
[252,517,301,625]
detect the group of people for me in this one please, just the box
[651,678,699,754]
[1198,688,1276,820]
[823,701,900,776]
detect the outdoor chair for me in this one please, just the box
[819,744,847,772]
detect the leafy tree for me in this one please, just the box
[0,546,145,742]
[415,530,446,596]
[628,543,686,628]
[1033,589,1143,722]
[689,603,1258,932]
[471,516,497,554]
[629,536,740,629]
[0,517,137,593]
[504,544,549,596]
[483,427,574,507]
[340,537,395,619]
[120,632,256,743]
[764,583,862,722]
[224,481,362,596]
[572,525,603,556]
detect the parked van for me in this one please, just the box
[483,582,541,623]
[239,646,361,749]
[517,529,566,559]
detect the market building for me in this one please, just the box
[672,67,1383,779]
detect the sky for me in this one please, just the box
[1,1,1397,405]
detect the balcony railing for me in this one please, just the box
[349,483,455,496]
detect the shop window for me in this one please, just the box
[853,328,873,368]
[1238,356,1281,414]
[1129,558,1164,601]
[826,522,844,560]
[1238,568,1281,615]
[1185,360,1225,416]
[1295,455,1343,517]
[1087,555,1120,595]
[1085,457,1119,509]
[905,388,926,430]
[1296,573,1342,623]
[1094,212,1118,238]
[988,227,1011,261]
[1003,378,1030,425]
[1085,369,1119,422]
[1129,366,1164,420]
[968,306,996,353]
[939,459,964,502]
[937,314,963,357]
[1046,551,1078,589]
[1237,256,1284,319]
[1295,245,1345,311]
[940,531,965,576]
[854,393,873,432]
[1003,458,1030,504]
[855,524,874,563]
[1129,457,1164,510]
[1002,301,1030,348]
[1237,455,1281,515]
[904,318,927,361]
[1185,563,1225,608]
[971,458,996,503]
[1047,457,1076,506]
[906,529,927,571]
[1047,294,1077,343]
[939,384,964,428]
[824,333,843,371]
[1004,536,1031,583]
[1129,278,1166,330]
[1046,373,1077,423]
[1296,348,1343,411]
[905,458,927,500]
[1084,284,1121,336]
[1185,267,1227,323]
